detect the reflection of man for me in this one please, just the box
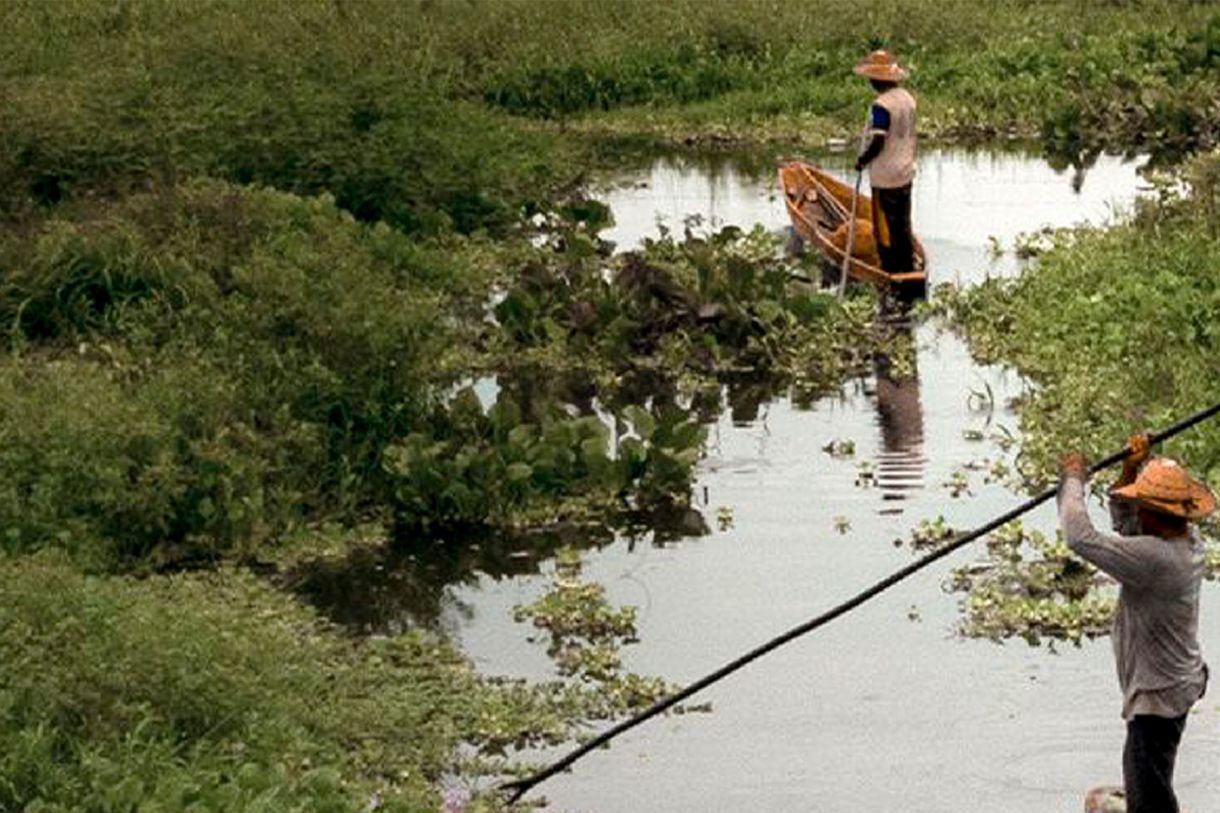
[853,50,917,275]
[872,310,923,505]
[1058,435,1215,813]
[873,315,922,454]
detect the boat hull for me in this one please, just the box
[778,161,927,299]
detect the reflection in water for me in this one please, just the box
[285,510,712,636]
[598,147,1146,287]
[283,526,612,636]
[872,303,925,512]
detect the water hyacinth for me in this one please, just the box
[513,548,699,713]
[946,522,1115,645]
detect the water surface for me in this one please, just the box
[447,148,1220,813]
[291,147,1218,812]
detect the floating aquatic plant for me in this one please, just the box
[946,521,1114,646]
[822,438,857,458]
[906,515,957,550]
[513,548,701,715]
[943,470,972,498]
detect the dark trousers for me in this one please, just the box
[870,183,915,274]
[1124,714,1187,813]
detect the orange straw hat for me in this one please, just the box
[1112,457,1217,520]
[853,50,909,82]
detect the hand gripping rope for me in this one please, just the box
[499,400,1220,805]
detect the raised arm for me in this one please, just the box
[1108,432,1150,535]
[1057,451,1157,590]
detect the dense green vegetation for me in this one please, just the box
[1,553,470,811]
[935,150,1220,644]
[3,0,1220,807]
[4,0,1219,235]
[0,551,703,811]
[942,151,1220,494]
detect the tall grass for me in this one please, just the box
[0,552,557,811]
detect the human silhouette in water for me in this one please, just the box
[871,300,925,509]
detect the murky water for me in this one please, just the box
[298,147,1220,811]
[599,147,1144,283]
[447,149,1220,813]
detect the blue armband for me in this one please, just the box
[870,103,890,132]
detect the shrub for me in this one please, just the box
[0,180,482,566]
[0,554,471,811]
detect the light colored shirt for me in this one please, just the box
[867,87,917,189]
[1057,474,1207,719]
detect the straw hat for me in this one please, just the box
[853,50,909,82]
[1112,457,1217,520]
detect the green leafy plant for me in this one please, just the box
[946,522,1114,646]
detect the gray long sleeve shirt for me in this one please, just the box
[1057,474,1207,719]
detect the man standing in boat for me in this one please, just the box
[853,50,917,275]
[1059,436,1214,813]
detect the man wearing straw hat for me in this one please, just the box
[1059,435,1216,813]
[853,49,917,275]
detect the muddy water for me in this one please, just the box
[443,149,1220,813]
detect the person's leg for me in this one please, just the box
[875,184,914,273]
[1123,714,1187,813]
[870,192,893,271]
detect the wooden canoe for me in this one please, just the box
[777,161,927,296]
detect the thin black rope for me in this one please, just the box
[499,399,1220,804]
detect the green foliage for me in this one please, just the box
[939,152,1220,494]
[0,1,571,234]
[385,389,706,534]
[946,522,1115,646]
[483,46,754,119]
[494,223,884,396]
[0,357,272,569]
[0,554,478,811]
[0,179,486,567]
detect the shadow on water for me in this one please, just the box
[281,524,611,636]
[284,506,715,637]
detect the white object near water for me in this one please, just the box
[1084,786,1124,813]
